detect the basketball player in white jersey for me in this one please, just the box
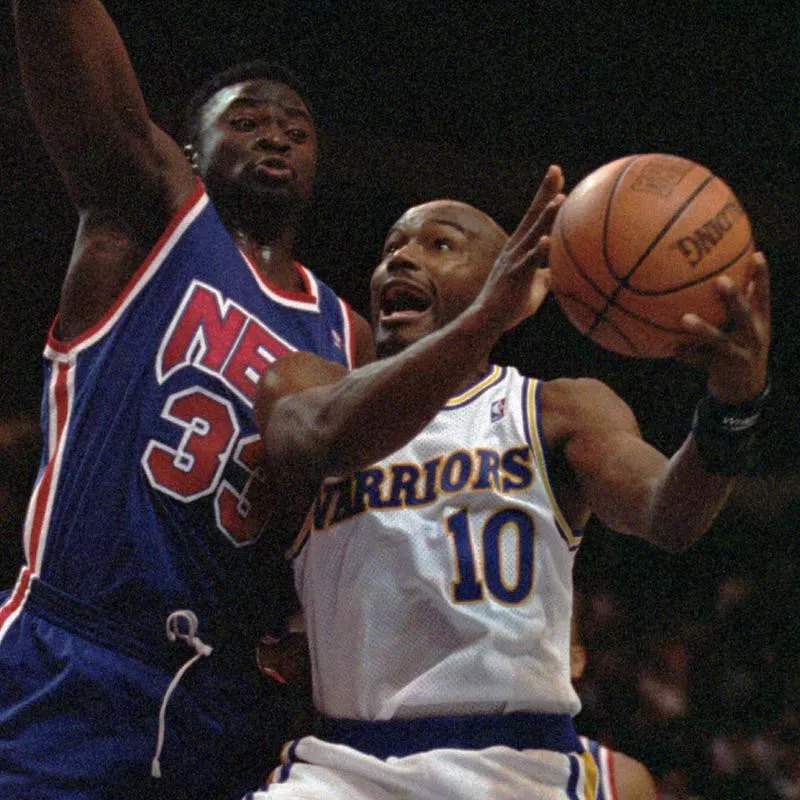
[246,165,771,798]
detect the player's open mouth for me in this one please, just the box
[378,280,433,324]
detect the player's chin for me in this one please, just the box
[247,178,295,200]
[374,319,431,357]
[247,176,310,206]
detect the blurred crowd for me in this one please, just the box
[2,413,798,798]
[575,513,800,798]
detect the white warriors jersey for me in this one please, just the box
[291,364,584,721]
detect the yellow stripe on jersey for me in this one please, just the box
[526,378,582,549]
[580,748,600,799]
[285,509,313,561]
[445,364,505,407]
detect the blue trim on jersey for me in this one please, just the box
[567,754,581,799]
[520,376,536,456]
[276,761,292,784]
[317,712,581,759]
[521,376,585,550]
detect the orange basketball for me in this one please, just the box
[548,153,755,358]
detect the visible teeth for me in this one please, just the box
[383,287,430,314]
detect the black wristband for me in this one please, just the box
[691,380,770,476]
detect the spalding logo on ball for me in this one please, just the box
[548,153,755,358]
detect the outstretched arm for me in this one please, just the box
[13,0,191,210]
[255,167,564,506]
[13,0,195,336]
[551,253,771,552]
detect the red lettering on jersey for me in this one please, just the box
[215,435,270,546]
[156,281,297,403]
[157,283,246,382]
[222,320,292,402]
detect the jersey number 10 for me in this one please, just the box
[446,508,535,605]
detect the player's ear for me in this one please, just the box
[183,144,200,174]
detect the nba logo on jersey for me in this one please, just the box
[490,398,506,423]
[331,329,343,351]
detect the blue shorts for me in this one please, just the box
[0,578,304,800]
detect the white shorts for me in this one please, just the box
[246,736,599,800]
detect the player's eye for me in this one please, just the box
[230,118,256,132]
[434,238,453,251]
[287,128,309,143]
[382,237,406,257]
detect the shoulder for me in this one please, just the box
[539,377,639,445]
[350,312,376,367]
[533,377,645,528]
[540,376,628,411]
[301,271,375,368]
[611,749,658,800]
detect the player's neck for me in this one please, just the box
[452,361,493,396]
[235,229,305,293]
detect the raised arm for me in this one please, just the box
[548,253,771,552]
[255,168,564,508]
[13,0,195,335]
[13,0,192,210]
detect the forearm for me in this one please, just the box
[564,384,740,552]
[270,306,503,480]
[643,436,736,552]
[574,430,733,552]
[13,0,159,200]
[640,382,768,550]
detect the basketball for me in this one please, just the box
[548,153,755,358]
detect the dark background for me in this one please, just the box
[0,0,799,790]
[1,0,798,544]
[1,1,798,440]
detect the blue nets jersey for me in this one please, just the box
[1,183,356,644]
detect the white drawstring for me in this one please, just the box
[151,610,213,779]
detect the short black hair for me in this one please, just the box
[185,60,314,144]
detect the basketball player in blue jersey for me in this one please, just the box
[2,2,372,799]
[247,165,771,798]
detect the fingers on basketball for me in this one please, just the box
[548,153,757,359]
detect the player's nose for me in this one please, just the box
[386,244,422,274]
[255,132,289,151]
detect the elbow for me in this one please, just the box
[262,402,325,469]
